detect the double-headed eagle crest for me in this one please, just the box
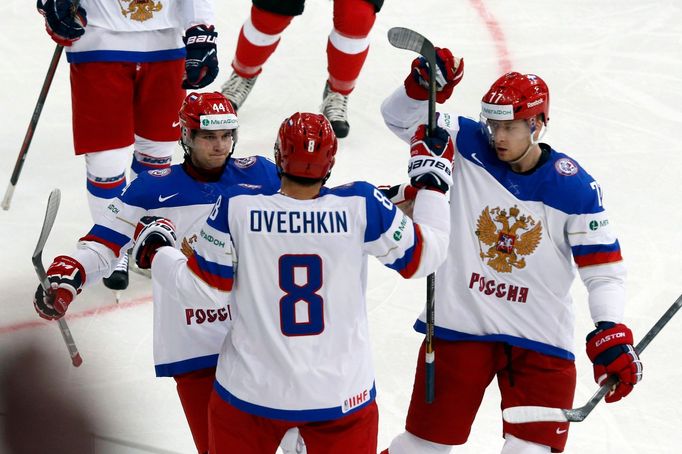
[118,0,163,22]
[476,205,542,273]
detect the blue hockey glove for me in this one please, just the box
[182,25,219,89]
[37,0,87,47]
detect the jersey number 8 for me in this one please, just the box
[279,254,325,336]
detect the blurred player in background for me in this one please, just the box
[132,112,453,452]
[36,0,220,290]
[1,346,95,454]
[379,47,642,454]
[220,0,383,138]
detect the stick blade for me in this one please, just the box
[502,406,570,423]
[32,188,61,261]
[387,27,426,52]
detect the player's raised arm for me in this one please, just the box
[367,124,453,279]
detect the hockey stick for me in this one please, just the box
[387,26,438,404]
[1,0,81,210]
[1,44,63,210]
[503,293,682,423]
[33,189,83,367]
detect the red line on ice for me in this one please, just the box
[470,0,512,73]
[0,295,153,336]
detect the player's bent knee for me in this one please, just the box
[388,431,452,454]
[333,0,376,35]
[253,0,305,16]
[501,434,551,454]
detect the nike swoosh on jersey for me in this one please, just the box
[172,121,181,128]
[556,428,568,434]
[471,153,484,167]
[158,193,179,202]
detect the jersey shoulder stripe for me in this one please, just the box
[327,181,398,243]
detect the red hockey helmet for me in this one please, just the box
[275,113,338,180]
[179,91,238,148]
[480,72,550,123]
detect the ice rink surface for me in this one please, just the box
[1,1,681,453]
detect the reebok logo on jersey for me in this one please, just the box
[158,193,179,203]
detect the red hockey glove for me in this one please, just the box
[378,183,418,217]
[33,256,85,320]
[36,0,87,47]
[378,183,418,206]
[132,216,177,269]
[586,322,643,403]
[182,25,219,89]
[408,124,455,193]
[405,47,463,103]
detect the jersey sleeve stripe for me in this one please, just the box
[574,250,623,268]
[385,224,424,278]
[572,241,622,267]
[79,225,131,256]
[187,253,234,291]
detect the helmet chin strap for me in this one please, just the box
[508,120,547,165]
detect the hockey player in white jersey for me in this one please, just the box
[32,91,282,454]
[132,112,453,453]
[380,49,643,454]
[36,0,220,290]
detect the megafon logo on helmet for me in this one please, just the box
[481,102,514,120]
[199,114,238,130]
[526,99,544,108]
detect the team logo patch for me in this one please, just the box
[119,0,163,22]
[234,157,256,169]
[554,158,578,176]
[476,205,542,273]
[148,168,171,177]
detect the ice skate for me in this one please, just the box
[321,83,350,138]
[220,71,258,111]
[103,252,129,294]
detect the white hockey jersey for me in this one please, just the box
[152,181,450,421]
[71,157,280,376]
[64,0,214,63]
[381,87,627,360]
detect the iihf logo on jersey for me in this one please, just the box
[475,205,542,273]
[118,0,163,22]
[341,389,370,413]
